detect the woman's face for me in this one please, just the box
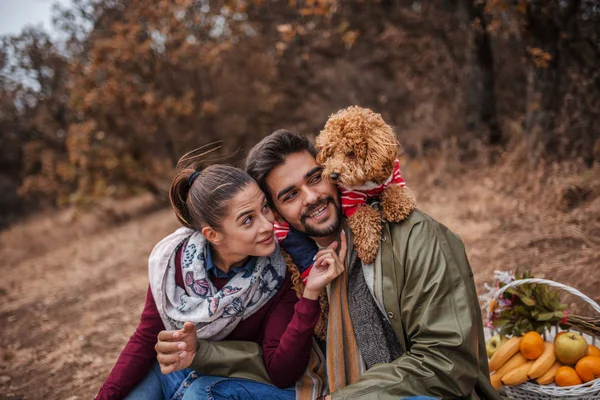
[214,182,276,258]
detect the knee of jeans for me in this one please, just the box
[194,375,226,388]
[182,376,228,400]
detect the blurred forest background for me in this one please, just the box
[1,0,599,225]
[1,0,600,398]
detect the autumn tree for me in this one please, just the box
[484,0,600,163]
[0,28,71,219]
[1,0,597,225]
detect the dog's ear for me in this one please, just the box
[314,134,327,165]
[364,126,399,183]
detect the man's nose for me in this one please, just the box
[304,187,320,205]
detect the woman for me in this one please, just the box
[96,147,346,400]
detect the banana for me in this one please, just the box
[536,361,562,385]
[490,373,502,390]
[490,352,528,390]
[528,342,556,379]
[501,361,535,386]
[489,336,523,372]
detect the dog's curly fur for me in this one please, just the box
[316,106,417,264]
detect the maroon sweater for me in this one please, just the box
[97,249,319,399]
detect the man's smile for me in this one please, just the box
[302,198,333,224]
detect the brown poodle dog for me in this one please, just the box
[316,106,416,264]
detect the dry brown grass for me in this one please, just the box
[0,147,598,399]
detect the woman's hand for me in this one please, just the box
[155,321,198,374]
[303,230,347,300]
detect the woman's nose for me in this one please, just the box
[258,213,274,232]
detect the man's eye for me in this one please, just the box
[284,191,297,202]
[309,174,322,184]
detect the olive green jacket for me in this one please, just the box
[189,210,501,399]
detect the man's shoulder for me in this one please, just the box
[386,208,460,243]
[387,208,440,231]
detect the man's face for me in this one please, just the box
[266,151,342,238]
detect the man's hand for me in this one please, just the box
[155,321,198,374]
[304,230,347,300]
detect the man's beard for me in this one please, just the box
[299,195,342,237]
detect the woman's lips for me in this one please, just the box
[258,234,274,245]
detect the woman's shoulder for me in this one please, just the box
[150,227,193,257]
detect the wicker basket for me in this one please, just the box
[490,278,600,400]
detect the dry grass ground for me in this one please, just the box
[0,158,598,399]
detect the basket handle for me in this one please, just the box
[493,278,600,315]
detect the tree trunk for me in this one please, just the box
[524,0,581,164]
[524,59,559,163]
[463,0,502,146]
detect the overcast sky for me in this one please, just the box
[0,0,71,37]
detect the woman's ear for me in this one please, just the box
[202,226,222,245]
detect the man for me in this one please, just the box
[157,129,500,399]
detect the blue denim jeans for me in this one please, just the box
[181,375,295,400]
[125,361,295,400]
[405,397,438,399]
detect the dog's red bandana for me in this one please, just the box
[340,159,406,217]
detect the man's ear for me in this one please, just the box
[202,226,222,245]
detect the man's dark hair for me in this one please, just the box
[245,129,318,202]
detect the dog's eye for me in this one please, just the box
[347,151,356,160]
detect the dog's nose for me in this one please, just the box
[330,172,339,181]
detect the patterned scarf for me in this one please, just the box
[149,227,286,341]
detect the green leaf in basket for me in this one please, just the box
[524,321,534,333]
[501,323,514,335]
[492,319,510,328]
[515,306,531,317]
[535,325,546,335]
[521,296,536,306]
[536,312,555,321]
[505,288,518,297]
[538,289,555,310]
[558,303,568,311]
[554,310,566,319]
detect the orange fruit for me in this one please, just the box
[520,331,545,360]
[575,356,600,383]
[555,366,583,387]
[588,345,600,358]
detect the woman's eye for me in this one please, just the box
[262,202,269,212]
[243,216,253,225]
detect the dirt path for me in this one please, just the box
[1,174,598,399]
[0,208,180,400]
